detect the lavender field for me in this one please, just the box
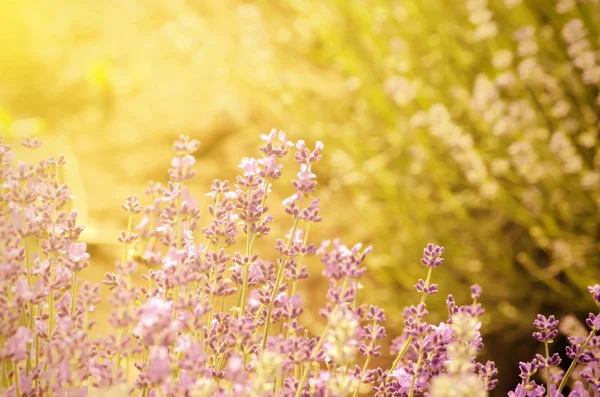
[1,1,600,396]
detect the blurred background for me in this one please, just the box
[2,0,600,394]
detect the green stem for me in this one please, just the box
[241,180,270,315]
[115,319,122,368]
[70,273,77,316]
[25,334,31,376]
[34,331,39,389]
[294,362,312,397]
[419,267,433,306]
[545,341,550,397]
[240,231,253,316]
[351,319,378,397]
[23,233,31,288]
[207,241,223,323]
[248,180,270,256]
[175,203,181,250]
[122,215,133,264]
[47,260,54,341]
[390,266,434,374]
[558,330,594,392]
[194,243,211,292]
[15,363,20,397]
[173,287,179,320]
[390,335,413,374]
[262,217,300,349]
[2,359,7,389]
[47,204,56,341]
[308,362,320,397]
[173,351,183,379]
[2,199,9,223]
[408,352,423,397]
[294,302,343,397]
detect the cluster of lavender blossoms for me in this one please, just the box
[509,285,600,397]
[0,131,596,397]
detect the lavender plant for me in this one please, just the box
[0,132,501,397]
[507,285,600,396]
[1,131,598,396]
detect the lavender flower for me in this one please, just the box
[8,132,586,397]
[533,315,560,342]
[421,243,445,268]
[588,285,600,305]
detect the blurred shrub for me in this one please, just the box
[262,0,600,338]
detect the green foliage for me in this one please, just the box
[267,0,600,332]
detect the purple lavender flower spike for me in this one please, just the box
[470,284,482,300]
[420,243,445,268]
[588,285,600,305]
